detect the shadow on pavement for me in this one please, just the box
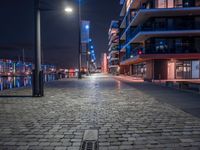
[0,95,33,98]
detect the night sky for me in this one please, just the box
[0,0,121,68]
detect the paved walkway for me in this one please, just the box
[0,74,200,150]
[115,75,200,118]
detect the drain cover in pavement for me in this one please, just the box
[80,130,98,150]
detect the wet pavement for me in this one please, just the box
[0,74,200,150]
[115,76,200,119]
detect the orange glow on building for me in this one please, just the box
[101,53,108,73]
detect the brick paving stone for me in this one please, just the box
[0,75,200,149]
[54,146,67,150]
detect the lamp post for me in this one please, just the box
[33,0,81,97]
[33,1,76,97]
[33,0,43,97]
[65,1,81,79]
[77,0,82,79]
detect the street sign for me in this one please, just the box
[81,20,90,44]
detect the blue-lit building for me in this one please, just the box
[119,0,200,80]
[0,59,58,91]
[108,21,120,74]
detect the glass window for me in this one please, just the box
[155,39,168,53]
[196,0,200,6]
[183,0,195,7]
[168,0,174,7]
[156,0,176,8]
[175,39,183,53]
[183,61,192,78]
[175,0,183,7]
[157,0,167,8]
[192,61,200,79]
[176,60,192,79]
[176,61,183,79]
[154,18,166,30]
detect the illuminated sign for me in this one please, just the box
[81,20,90,44]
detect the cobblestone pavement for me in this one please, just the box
[0,74,200,150]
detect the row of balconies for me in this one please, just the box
[120,0,200,18]
[120,7,200,39]
[120,43,200,62]
[117,0,200,65]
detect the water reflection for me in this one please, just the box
[0,74,57,91]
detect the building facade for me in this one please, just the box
[101,53,108,73]
[108,21,120,75]
[119,0,200,80]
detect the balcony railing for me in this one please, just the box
[120,5,200,41]
[125,24,200,45]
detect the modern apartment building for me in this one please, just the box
[119,0,200,80]
[108,21,120,75]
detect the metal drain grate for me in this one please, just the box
[81,141,98,150]
[80,130,98,150]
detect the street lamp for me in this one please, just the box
[33,1,74,97]
[33,0,81,97]
[65,1,81,79]
[64,7,73,13]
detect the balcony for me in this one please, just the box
[108,35,119,46]
[119,43,126,52]
[120,53,200,66]
[122,24,200,50]
[120,0,126,17]
[109,42,119,51]
[131,7,200,27]
[109,57,119,62]
[109,49,119,55]
[120,7,200,40]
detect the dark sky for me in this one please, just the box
[0,0,120,68]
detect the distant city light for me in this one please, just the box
[90,45,94,49]
[85,25,90,29]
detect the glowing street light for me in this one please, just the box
[65,7,73,13]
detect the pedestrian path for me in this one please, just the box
[115,75,200,118]
[0,74,200,150]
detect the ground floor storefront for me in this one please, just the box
[120,59,200,80]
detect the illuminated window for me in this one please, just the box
[158,0,167,8]
[168,0,174,7]
[175,0,183,7]
[196,0,200,6]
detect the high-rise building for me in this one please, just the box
[119,0,200,80]
[108,21,120,75]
